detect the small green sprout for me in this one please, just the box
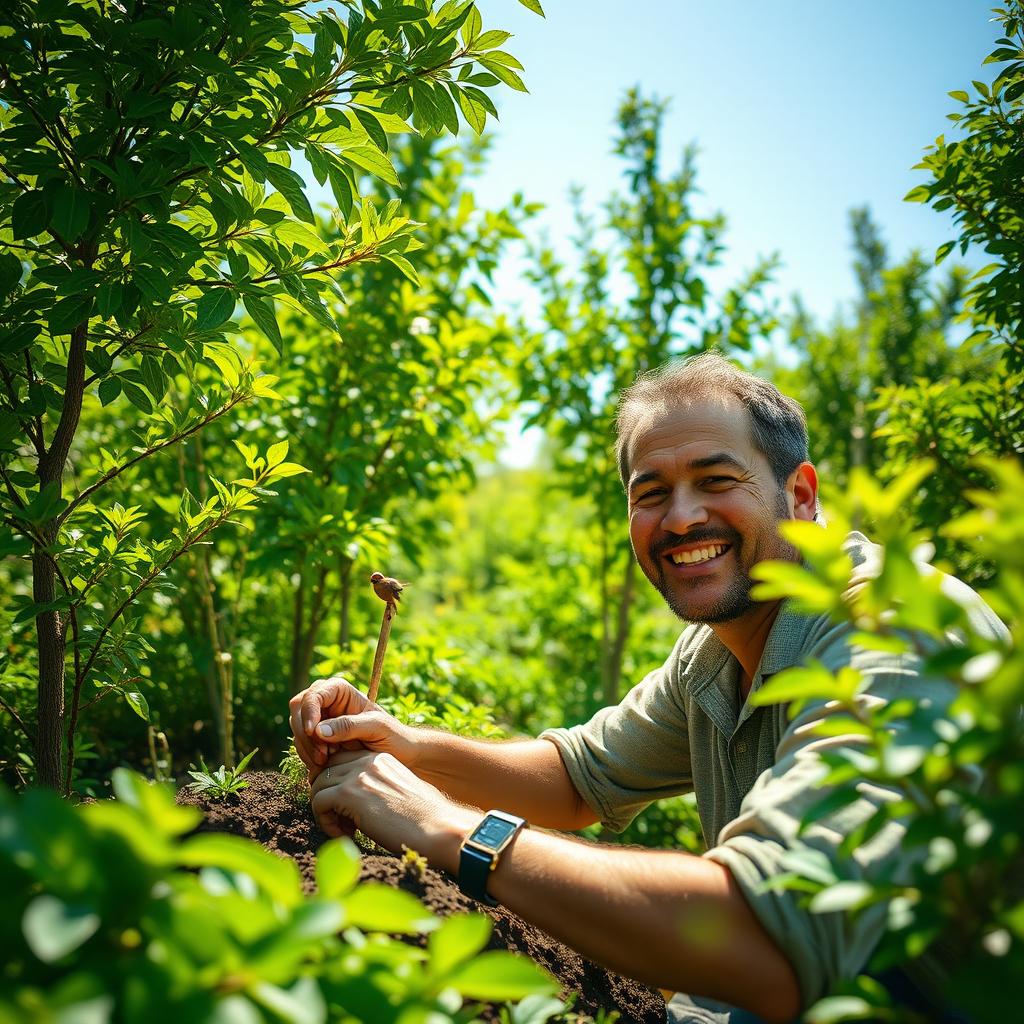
[186,748,257,800]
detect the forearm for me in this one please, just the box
[407,731,597,831]
[427,816,801,1023]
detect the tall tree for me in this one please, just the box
[0,0,533,790]
[521,90,776,710]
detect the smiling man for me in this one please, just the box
[289,353,1004,1024]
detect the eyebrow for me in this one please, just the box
[628,453,746,493]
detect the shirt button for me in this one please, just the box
[736,741,747,753]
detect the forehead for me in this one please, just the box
[626,397,757,481]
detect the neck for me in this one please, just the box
[709,599,783,697]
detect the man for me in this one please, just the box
[288,354,1005,1023]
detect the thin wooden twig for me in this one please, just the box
[366,601,395,704]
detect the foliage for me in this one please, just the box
[0,0,534,791]
[279,742,310,805]
[0,768,556,1023]
[905,1,1024,363]
[185,746,257,800]
[518,89,776,710]
[872,0,1024,579]
[749,460,1022,1022]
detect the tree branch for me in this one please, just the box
[0,692,32,743]
[59,391,249,525]
[77,514,233,689]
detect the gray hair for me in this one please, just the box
[615,352,810,487]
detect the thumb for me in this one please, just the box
[316,712,370,742]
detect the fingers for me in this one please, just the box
[287,675,358,769]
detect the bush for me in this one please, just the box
[0,768,556,1023]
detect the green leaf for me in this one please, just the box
[180,834,302,906]
[343,147,400,187]
[48,292,94,335]
[479,57,528,92]
[195,287,236,330]
[264,164,315,225]
[98,377,122,406]
[381,252,421,285]
[352,107,389,154]
[749,662,838,708]
[344,884,436,933]
[266,440,289,467]
[123,381,153,414]
[22,895,100,962]
[456,88,487,134]
[124,690,150,720]
[0,251,23,298]
[11,189,50,239]
[327,164,354,220]
[51,185,92,242]
[444,952,556,1001]
[0,323,40,355]
[429,913,491,975]
[517,0,545,14]
[315,838,361,898]
[809,880,875,914]
[243,293,283,354]
[804,997,876,1024]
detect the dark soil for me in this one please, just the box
[177,772,666,1024]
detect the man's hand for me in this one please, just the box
[309,748,475,865]
[288,675,416,771]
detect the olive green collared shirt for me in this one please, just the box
[541,532,1008,1009]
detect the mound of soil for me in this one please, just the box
[178,772,666,1024]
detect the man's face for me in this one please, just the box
[626,398,800,624]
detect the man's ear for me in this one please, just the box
[788,462,818,521]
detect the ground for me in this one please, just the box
[178,771,667,1024]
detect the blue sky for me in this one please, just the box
[456,1,997,464]
[470,0,996,324]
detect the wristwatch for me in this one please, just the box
[458,809,528,906]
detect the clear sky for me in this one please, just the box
[454,1,997,464]
[469,0,996,324]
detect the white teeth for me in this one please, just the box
[670,544,726,565]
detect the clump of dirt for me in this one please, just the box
[178,771,666,1024]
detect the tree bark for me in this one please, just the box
[33,532,65,790]
[33,320,89,790]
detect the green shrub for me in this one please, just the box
[750,460,1023,1022]
[0,769,556,1023]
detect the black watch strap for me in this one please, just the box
[459,843,499,906]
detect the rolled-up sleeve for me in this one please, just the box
[541,642,695,832]
[704,649,951,1008]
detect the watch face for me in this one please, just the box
[470,816,518,848]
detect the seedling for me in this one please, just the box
[401,844,429,879]
[186,748,257,800]
[278,742,310,804]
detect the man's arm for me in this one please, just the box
[289,677,597,831]
[309,749,802,1024]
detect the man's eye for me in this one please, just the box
[633,489,666,504]
[703,476,736,487]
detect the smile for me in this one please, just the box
[666,543,730,566]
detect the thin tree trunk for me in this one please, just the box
[33,534,65,790]
[33,319,89,790]
[603,555,637,707]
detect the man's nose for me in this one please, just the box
[661,487,709,536]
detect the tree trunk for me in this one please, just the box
[603,554,637,707]
[33,533,65,791]
[33,319,89,790]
